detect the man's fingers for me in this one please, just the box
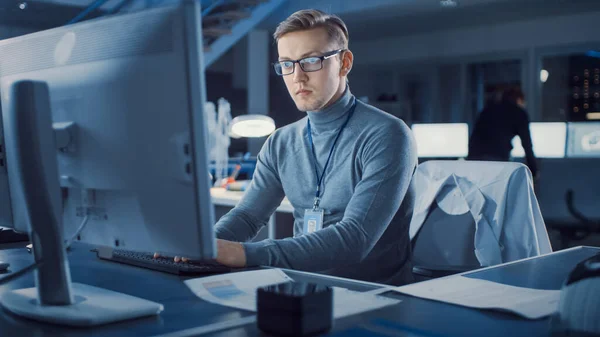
[154,253,190,263]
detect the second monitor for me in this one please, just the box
[510,122,567,158]
[411,123,469,158]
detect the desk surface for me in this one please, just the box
[211,188,293,213]
[0,242,379,337]
[0,245,598,337]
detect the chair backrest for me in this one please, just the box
[410,160,552,269]
[411,186,479,268]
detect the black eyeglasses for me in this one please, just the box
[273,49,344,76]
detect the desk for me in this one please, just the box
[0,242,381,337]
[0,245,598,337]
[210,188,293,213]
[211,188,293,240]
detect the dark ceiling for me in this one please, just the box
[0,0,105,30]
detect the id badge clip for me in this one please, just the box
[303,197,324,234]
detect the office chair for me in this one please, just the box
[549,190,600,250]
[409,160,552,281]
[411,184,480,280]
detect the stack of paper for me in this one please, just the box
[184,269,400,319]
[393,275,560,319]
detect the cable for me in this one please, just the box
[64,215,90,249]
[107,0,134,15]
[0,261,42,286]
[66,0,111,25]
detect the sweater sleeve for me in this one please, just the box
[242,121,417,271]
[214,133,285,242]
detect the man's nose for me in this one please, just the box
[292,63,307,82]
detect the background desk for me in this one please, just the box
[0,245,598,337]
[211,188,294,240]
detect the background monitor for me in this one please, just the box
[567,122,600,158]
[411,123,469,158]
[511,122,567,158]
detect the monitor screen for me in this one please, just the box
[510,122,567,158]
[0,3,215,259]
[567,122,600,158]
[0,108,12,228]
[0,1,217,324]
[411,123,469,158]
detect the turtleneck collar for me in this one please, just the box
[306,86,355,132]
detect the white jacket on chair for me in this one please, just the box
[409,160,552,267]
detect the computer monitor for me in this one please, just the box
[411,123,469,158]
[510,122,567,158]
[0,119,13,229]
[0,1,214,326]
[567,122,600,158]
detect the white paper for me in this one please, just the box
[184,269,400,318]
[184,269,293,311]
[331,287,400,319]
[393,276,560,319]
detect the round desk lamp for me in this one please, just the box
[229,114,276,139]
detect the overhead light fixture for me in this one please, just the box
[540,69,549,83]
[440,0,458,8]
[18,2,27,10]
[229,115,276,138]
[587,112,600,120]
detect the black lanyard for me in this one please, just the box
[306,100,357,210]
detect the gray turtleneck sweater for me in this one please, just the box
[215,88,417,286]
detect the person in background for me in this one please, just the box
[468,87,539,179]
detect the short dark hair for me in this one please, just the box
[502,87,525,104]
[273,9,349,49]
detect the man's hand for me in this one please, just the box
[214,239,247,268]
[153,239,246,268]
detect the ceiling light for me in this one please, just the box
[229,115,276,138]
[18,2,27,10]
[540,69,549,83]
[586,112,600,120]
[440,0,458,8]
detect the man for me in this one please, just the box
[468,87,538,178]
[171,9,417,286]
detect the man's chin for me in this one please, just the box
[294,100,321,112]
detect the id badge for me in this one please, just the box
[303,209,324,234]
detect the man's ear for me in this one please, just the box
[340,49,354,76]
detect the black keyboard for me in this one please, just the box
[0,228,29,244]
[96,247,233,275]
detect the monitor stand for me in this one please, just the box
[0,81,163,326]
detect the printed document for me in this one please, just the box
[185,269,400,318]
[393,275,560,319]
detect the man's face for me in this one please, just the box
[277,28,345,112]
